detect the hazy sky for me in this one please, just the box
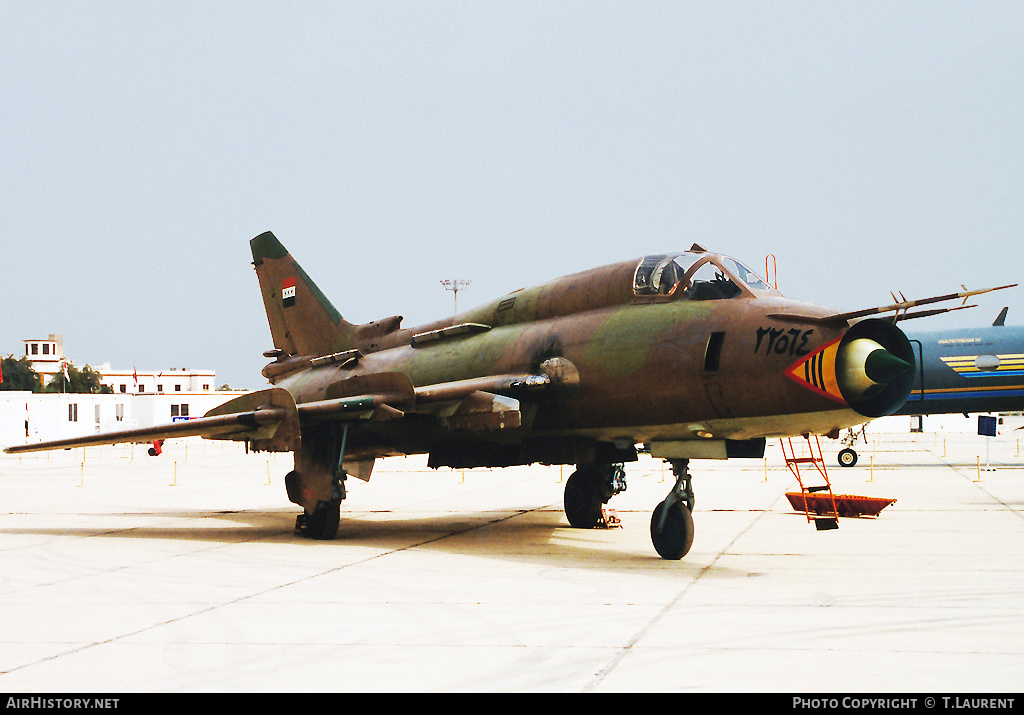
[3,2,1022,389]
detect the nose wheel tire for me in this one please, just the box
[837,448,858,467]
[650,500,694,560]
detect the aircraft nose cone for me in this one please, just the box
[864,347,913,384]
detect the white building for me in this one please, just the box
[22,334,64,383]
[94,365,216,396]
[0,390,246,451]
[22,334,215,395]
[3,334,243,451]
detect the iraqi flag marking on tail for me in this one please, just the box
[282,278,296,307]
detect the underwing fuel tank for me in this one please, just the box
[786,318,916,418]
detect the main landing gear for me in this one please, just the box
[285,424,348,540]
[562,458,697,560]
[286,470,343,540]
[563,463,627,528]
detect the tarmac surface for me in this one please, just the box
[1,432,1022,693]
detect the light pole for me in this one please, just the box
[440,279,471,316]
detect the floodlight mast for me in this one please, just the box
[440,279,471,316]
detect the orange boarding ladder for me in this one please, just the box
[780,435,839,531]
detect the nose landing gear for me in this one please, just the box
[650,458,695,560]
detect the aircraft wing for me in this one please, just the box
[3,371,555,455]
[4,388,300,455]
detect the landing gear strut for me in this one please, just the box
[650,458,695,560]
[837,425,867,467]
[285,424,349,540]
[563,463,627,528]
[287,470,343,540]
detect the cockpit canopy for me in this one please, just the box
[633,250,773,301]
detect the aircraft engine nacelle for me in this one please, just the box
[787,318,915,419]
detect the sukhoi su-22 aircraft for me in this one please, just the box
[5,232,1013,559]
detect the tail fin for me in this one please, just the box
[251,231,356,358]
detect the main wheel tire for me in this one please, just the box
[284,470,303,505]
[837,448,858,468]
[302,500,341,540]
[650,500,695,560]
[564,469,603,528]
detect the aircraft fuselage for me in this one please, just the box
[268,251,910,470]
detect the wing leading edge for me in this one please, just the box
[4,388,300,455]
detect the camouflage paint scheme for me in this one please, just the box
[22,230,1005,559]
[245,233,917,523]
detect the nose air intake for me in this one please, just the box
[838,337,913,401]
[836,319,915,417]
[787,318,915,418]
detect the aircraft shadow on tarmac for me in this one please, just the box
[0,505,762,574]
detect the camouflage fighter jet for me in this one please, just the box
[4,232,1013,559]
